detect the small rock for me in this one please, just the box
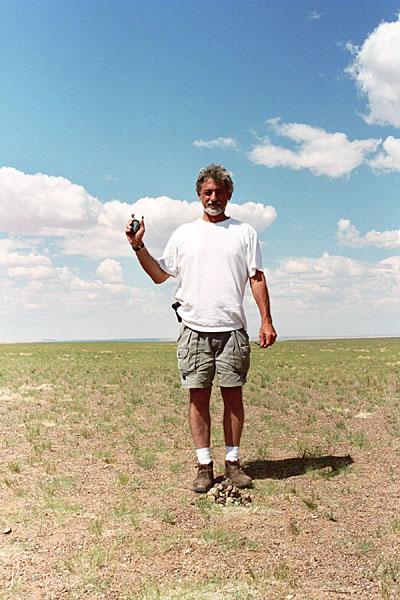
[3,527,12,535]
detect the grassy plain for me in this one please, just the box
[0,338,399,599]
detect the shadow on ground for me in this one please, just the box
[243,455,354,480]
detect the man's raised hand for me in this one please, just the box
[126,214,145,248]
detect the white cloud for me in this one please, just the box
[1,246,399,340]
[248,118,380,177]
[62,224,129,259]
[0,261,176,341]
[346,16,400,128]
[63,196,276,258]
[242,252,400,337]
[228,202,277,230]
[193,137,238,149]
[0,167,101,235]
[0,238,55,279]
[0,166,279,340]
[0,263,162,315]
[96,259,123,283]
[337,219,400,249]
[380,255,400,272]
[61,196,201,258]
[0,168,276,260]
[308,11,321,20]
[368,136,400,172]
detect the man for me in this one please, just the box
[125,164,277,493]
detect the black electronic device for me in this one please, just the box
[130,219,140,235]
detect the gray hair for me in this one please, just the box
[195,164,234,195]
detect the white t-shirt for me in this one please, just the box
[157,217,263,332]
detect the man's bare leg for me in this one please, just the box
[220,386,244,446]
[189,387,212,448]
[189,387,214,493]
[220,385,252,487]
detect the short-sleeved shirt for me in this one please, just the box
[157,217,262,332]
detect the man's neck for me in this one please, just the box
[202,212,229,224]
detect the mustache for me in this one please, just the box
[206,201,223,207]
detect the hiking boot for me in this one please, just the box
[225,460,252,488]
[192,462,214,493]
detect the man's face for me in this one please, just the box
[197,178,231,217]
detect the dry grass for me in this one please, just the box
[0,338,399,599]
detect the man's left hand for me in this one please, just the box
[259,321,277,348]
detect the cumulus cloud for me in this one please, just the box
[193,137,238,149]
[368,136,400,172]
[0,168,276,259]
[0,259,175,340]
[260,253,400,318]
[240,251,400,337]
[228,202,277,230]
[4,248,399,340]
[346,16,400,128]
[96,259,123,283]
[0,167,100,235]
[62,196,276,258]
[248,118,380,177]
[337,219,400,249]
[0,238,55,279]
[1,242,399,339]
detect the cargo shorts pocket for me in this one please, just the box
[233,329,251,375]
[177,347,190,376]
[176,328,198,377]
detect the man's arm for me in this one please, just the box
[125,215,170,284]
[249,269,277,348]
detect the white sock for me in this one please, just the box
[225,446,240,462]
[196,447,212,465]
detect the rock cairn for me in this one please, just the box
[206,478,253,506]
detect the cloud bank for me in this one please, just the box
[2,242,399,339]
[0,167,276,259]
[347,16,400,128]
[246,252,399,337]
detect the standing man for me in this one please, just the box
[125,164,277,493]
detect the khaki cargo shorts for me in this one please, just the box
[176,326,251,389]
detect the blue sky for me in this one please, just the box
[0,0,399,341]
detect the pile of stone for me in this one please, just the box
[207,478,253,506]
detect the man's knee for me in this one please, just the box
[189,387,212,404]
[220,386,243,405]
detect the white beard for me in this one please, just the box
[205,203,224,216]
